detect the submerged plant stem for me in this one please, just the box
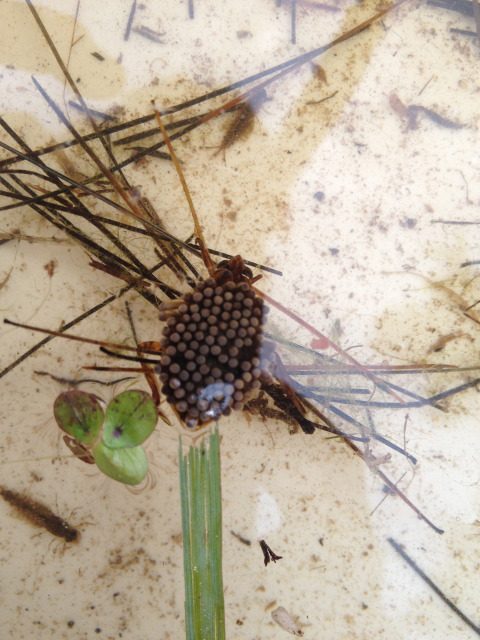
[179,429,225,640]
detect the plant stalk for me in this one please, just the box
[179,428,225,640]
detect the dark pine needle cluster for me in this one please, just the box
[157,272,267,429]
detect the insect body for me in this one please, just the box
[0,486,79,542]
[214,88,268,156]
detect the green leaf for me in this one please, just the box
[92,441,149,485]
[102,390,157,449]
[179,428,225,640]
[53,390,104,445]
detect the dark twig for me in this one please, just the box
[450,27,477,36]
[291,0,297,44]
[472,0,480,44]
[124,0,137,40]
[68,100,115,122]
[388,538,480,636]
[34,370,134,387]
[132,26,164,43]
[428,0,474,16]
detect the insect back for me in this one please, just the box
[0,486,79,543]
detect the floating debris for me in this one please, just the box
[271,606,304,636]
[259,539,283,566]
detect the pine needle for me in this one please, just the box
[179,428,225,640]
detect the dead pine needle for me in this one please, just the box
[291,0,297,44]
[473,0,480,45]
[388,538,480,637]
[124,0,137,40]
[132,25,164,43]
[34,370,135,387]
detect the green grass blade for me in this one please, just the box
[179,428,225,640]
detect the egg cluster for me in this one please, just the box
[157,276,266,428]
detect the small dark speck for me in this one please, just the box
[314,191,325,202]
[91,52,105,61]
[329,247,339,256]
[401,217,417,229]
[361,602,368,610]
[318,537,324,546]
[67,620,75,628]
[113,592,120,598]
[95,628,102,634]
[236,618,244,625]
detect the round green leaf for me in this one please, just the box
[102,390,157,449]
[93,441,148,485]
[54,390,104,445]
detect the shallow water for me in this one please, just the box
[1,1,480,638]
